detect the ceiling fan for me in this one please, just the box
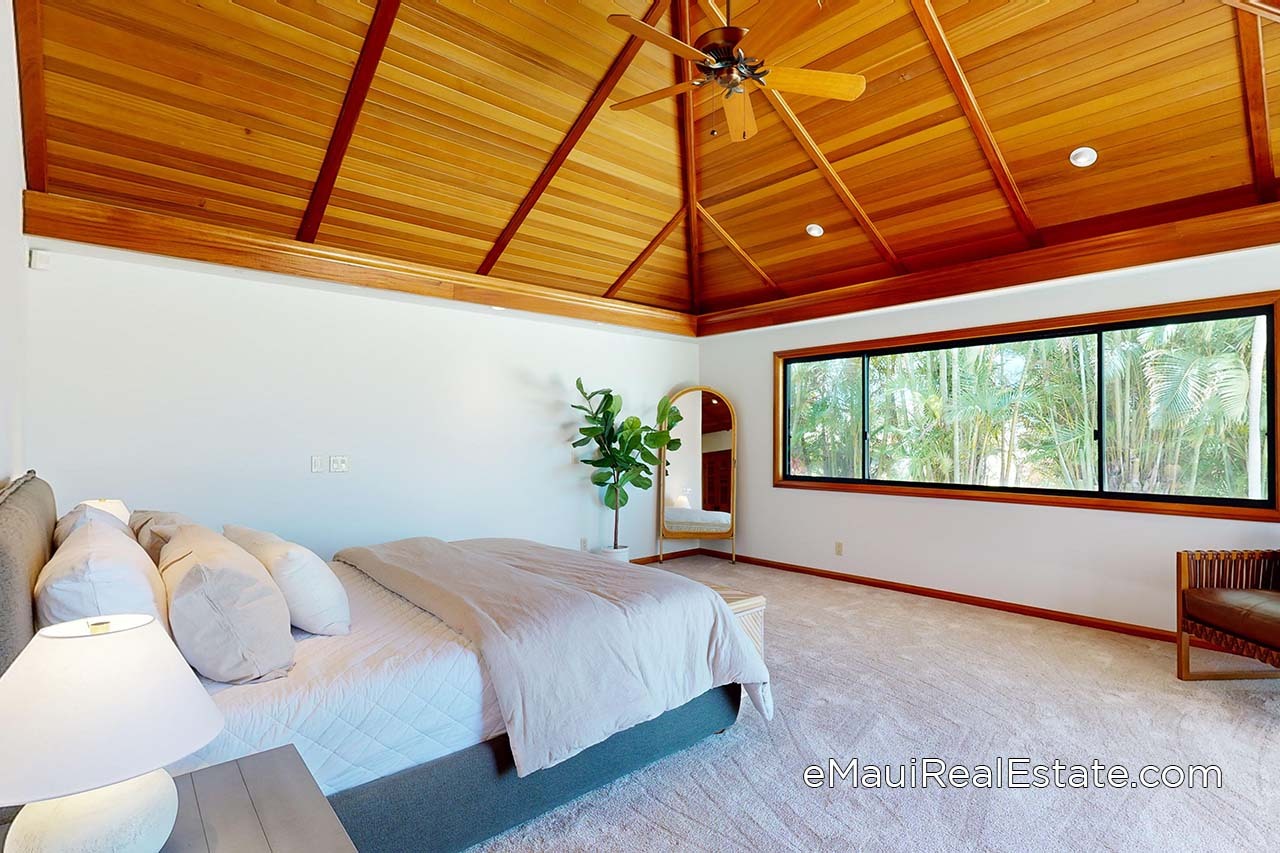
[607,2,866,142]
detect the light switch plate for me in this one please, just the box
[329,455,350,473]
[311,455,325,474]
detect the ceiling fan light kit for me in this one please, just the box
[606,7,866,143]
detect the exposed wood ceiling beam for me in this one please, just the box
[697,203,780,292]
[1234,6,1277,203]
[296,0,401,243]
[697,0,905,274]
[476,0,672,276]
[674,0,703,310]
[27,193,696,336]
[13,0,48,191]
[698,199,1280,335]
[909,0,1040,246]
[604,209,686,299]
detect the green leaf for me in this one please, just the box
[639,447,658,465]
[667,438,682,452]
[608,395,623,416]
[571,437,593,448]
[604,483,629,510]
[579,426,604,437]
[632,475,652,490]
[643,430,670,448]
[575,377,587,398]
[591,470,613,487]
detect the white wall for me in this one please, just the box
[700,244,1280,631]
[0,9,27,483]
[23,243,697,558]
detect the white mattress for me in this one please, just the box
[168,562,506,795]
[664,507,732,533]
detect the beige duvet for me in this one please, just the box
[334,537,772,776]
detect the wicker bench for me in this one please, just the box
[1176,550,1280,680]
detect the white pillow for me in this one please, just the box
[36,520,167,629]
[158,525,295,684]
[223,525,350,636]
[130,510,195,563]
[76,499,131,525]
[54,504,134,550]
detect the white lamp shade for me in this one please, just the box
[75,499,131,525]
[0,615,223,805]
[672,495,692,509]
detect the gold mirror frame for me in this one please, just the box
[657,385,736,563]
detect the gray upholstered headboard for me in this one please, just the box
[0,472,55,675]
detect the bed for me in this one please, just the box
[0,473,756,852]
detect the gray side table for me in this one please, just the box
[2,745,356,853]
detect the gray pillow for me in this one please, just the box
[130,510,195,563]
[158,525,295,684]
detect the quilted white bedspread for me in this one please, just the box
[167,562,505,795]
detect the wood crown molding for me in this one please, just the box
[1234,6,1277,203]
[476,0,672,276]
[296,0,402,242]
[909,0,1039,245]
[699,199,1280,334]
[697,0,904,274]
[25,193,696,336]
[13,0,48,191]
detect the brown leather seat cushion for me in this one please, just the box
[1184,588,1280,650]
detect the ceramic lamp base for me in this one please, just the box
[4,769,178,853]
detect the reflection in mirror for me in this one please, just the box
[659,387,736,562]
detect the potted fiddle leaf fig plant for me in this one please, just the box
[572,378,683,561]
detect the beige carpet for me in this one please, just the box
[477,556,1280,852]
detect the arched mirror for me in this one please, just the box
[658,386,736,562]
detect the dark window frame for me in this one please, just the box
[775,294,1279,522]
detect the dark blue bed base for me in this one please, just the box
[328,684,741,852]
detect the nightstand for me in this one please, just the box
[0,745,356,852]
[705,582,766,655]
[162,745,355,852]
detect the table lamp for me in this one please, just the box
[0,614,224,853]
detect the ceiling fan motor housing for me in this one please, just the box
[693,27,767,95]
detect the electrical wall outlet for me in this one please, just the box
[310,455,325,474]
[329,455,350,473]
[579,537,589,552]
[834,541,844,556]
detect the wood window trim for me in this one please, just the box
[773,290,1280,523]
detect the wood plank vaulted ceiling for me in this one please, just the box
[13,0,1280,335]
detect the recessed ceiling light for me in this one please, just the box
[805,223,825,237]
[1069,146,1098,168]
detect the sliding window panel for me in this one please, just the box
[786,357,864,479]
[1102,314,1270,501]
[868,336,1097,490]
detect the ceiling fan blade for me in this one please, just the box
[764,67,867,101]
[723,89,758,143]
[606,14,707,62]
[611,80,704,112]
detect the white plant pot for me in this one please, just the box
[597,546,631,562]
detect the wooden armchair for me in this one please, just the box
[1177,550,1280,680]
